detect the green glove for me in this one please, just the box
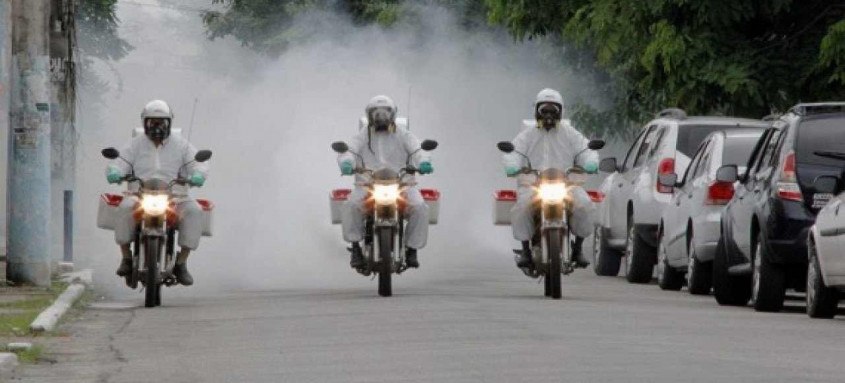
[189,172,206,187]
[418,161,433,174]
[340,160,355,175]
[505,166,520,177]
[584,161,599,174]
[106,166,124,184]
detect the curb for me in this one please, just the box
[29,269,93,333]
[0,352,18,379]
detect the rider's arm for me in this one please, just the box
[562,120,598,171]
[337,131,365,169]
[184,141,210,179]
[403,131,431,168]
[107,141,136,176]
[503,128,531,170]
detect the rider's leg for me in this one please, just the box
[114,197,139,276]
[566,186,596,268]
[572,236,589,267]
[404,187,429,268]
[175,201,203,286]
[512,187,536,267]
[342,188,368,268]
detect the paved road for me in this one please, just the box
[15,257,845,383]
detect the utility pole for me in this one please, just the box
[7,0,53,286]
[0,0,11,261]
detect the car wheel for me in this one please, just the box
[593,226,622,276]
[687,238,712,295]
[713,234,751,306]
[751,233,786,312]
[657,236,684,291]
[807,239,838,319]
[625,222,655,284]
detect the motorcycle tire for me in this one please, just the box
[144,237,161,308]
[377,228,394,297]
[547,229,563,299]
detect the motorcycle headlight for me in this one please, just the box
[140,194,169,216]
[538,183,567,203]
[373,184,400,205]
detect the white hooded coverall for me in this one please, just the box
[504,120,598,241]
[338,125,431,249]
[108,134,209,250]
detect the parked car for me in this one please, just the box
[593,108,769,283]
[807,177,845,318]
[714,102,845,312]
[656,128,767,294]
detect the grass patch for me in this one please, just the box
[16,344,44,364]
[0,281,71,336]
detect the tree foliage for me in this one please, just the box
[77,0,133,61]
[487,0,845,126]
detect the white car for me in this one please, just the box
[807,177,845,318]
[593,109,769,283]
[655,128,766,294]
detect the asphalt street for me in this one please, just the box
[14,252,845,383]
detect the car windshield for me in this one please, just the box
[796,115,845,167]
[677,125,737,157]
[722,135,763,167]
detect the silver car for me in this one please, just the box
[655,128,766,294]
[807,177,845,318]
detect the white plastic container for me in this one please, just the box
[493,190,517,225]
[195,199,215,237]
[421,188,441,225]
[97,193,125,230]
[330,189,352,224]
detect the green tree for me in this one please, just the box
[487,0,845,130]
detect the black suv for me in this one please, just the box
[714,103,845,312]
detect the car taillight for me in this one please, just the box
[587,190,605,203]
[705,181,734,205]
[495,190,517,201]
[777,151,803,202]
[196,199,215,211]
[656,158,675,194]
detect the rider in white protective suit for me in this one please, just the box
[338,95,433,269]
[504,89,599,269]
[105,100,209,286]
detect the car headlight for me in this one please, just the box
[538,183,567,203]
[373,184,400,205]
[140,194,169,216]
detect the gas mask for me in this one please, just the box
[536,102,562,130]
[144,118,171,142]
[369,107,395,132]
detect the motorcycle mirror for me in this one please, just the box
[421,140,438,151]
[195,150,213,163]
[102,147,120,160]
[813,175,839,194]
[588,139,606,150]
[331,141,349,154]
[497,141,515,154]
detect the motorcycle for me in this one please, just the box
[495,139,604,299]
[100,147,212,307]
[330,139,438,297]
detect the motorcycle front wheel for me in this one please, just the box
[144,236,162,308]
[377,227,394,297]
[546,229,563,299]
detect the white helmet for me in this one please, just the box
[535,88,564,129]
[141,100,173,141]
[366,95,397,132]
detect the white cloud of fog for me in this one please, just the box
[76,0,608,298]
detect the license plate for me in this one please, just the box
[813,193,834,209]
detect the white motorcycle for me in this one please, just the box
[496,140,604,299]
[330,139,438,297]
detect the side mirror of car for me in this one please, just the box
[599,157,618,173]
[716,165,739,183]
[588,139,605,150]
[813,175,839,194]
[421,140,438,151]
[102,148,120,160]
[195,150,213,163]
[331,141,349,154]
[658,173,678,188]
[497,141,515,154]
